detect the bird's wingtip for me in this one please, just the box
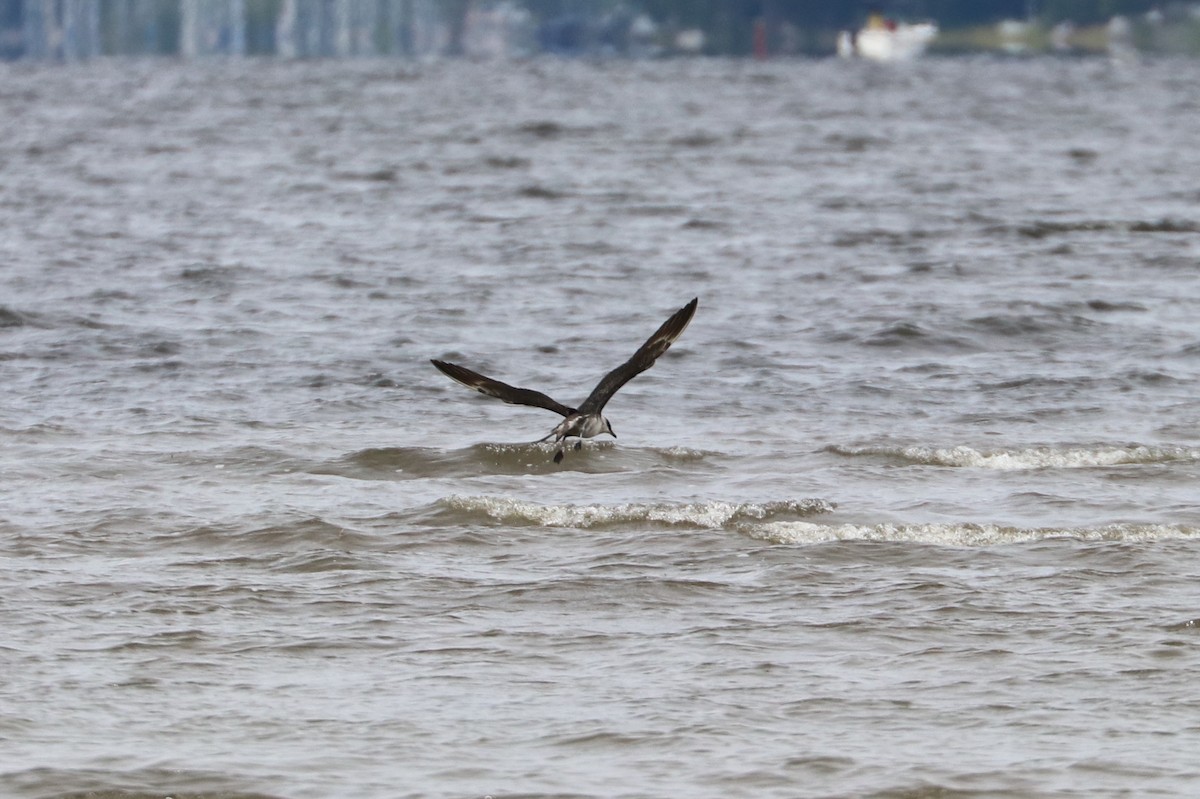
[679,297,699,321]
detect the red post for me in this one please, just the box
[752,18,768,59]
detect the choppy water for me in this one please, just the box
[3,55,1200,799]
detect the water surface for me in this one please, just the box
[2,56,1200,799]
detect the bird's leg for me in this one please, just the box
[541,430,566,463]
[554,434,584,464]
[548,417,581,464]
[552,429,568,464]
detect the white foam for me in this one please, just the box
[441,495,834,529]
[832,444,1200,470]
[748,520,1200,546]
[659,446,713,460]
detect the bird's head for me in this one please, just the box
[603,417,616,438]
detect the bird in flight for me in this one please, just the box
[432,297,698,463]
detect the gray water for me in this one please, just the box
[2,55,1200,799]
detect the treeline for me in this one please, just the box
[524,0,1161,28]
[0,0,1175,61]
[523,0,1169,55]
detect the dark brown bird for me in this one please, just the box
[432,298,698,463]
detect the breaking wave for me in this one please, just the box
[748,521,1200,546]
[827,443,1200,470]
[423,497,1194,547]
[314,442,716,479]
[435,495,835,529]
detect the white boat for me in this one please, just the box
[838,13,938,62]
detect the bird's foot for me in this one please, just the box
[574,441,582,451]
[553,448,564,464]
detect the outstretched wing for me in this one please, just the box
[577,297,697,415]
[430,359,575,417]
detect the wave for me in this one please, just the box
[827,443,1200,470]
[315,442,716,479]
[1012,217,1198,238]
[0,305,36,328]
[434,495,835,530]
[749,521,1200,546]
[0,765,288,799]
[425,496,1194,547]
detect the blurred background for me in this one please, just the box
[3,0,1199,62]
